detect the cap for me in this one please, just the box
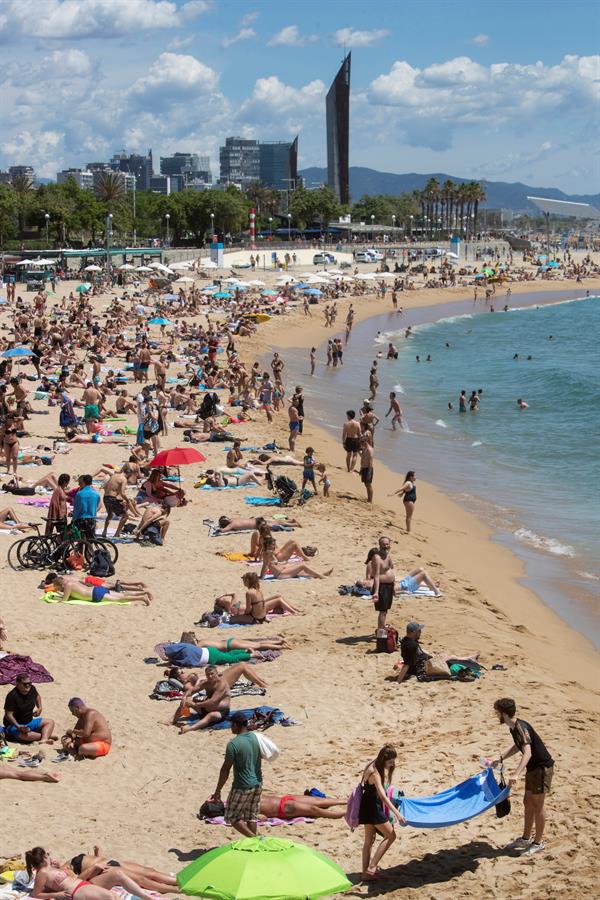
[230,712,248,727]
[406,621,424,633]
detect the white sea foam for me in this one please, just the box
[393,383,405,394]
[471,440,483,447]
[435,419,448,428]
[514,528,575,557]
[578,570,600,581]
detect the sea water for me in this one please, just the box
[284,292,600,646]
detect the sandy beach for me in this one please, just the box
[1,260,599,900]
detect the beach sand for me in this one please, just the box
[1,263,599,899]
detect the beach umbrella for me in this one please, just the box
[177,836,351,900]
[75,283,92,292]
[148,317,173,326]
[174,276,195,284]
[83,264,102,272]
[136,266,154,273]
[119,264,136,271]
[2,346,34,358]
[443,251,459,259]
[200,259,218,269]
[303,288,322,296]
[149,446,206,481]
[248,279,266,287]
[213,291,232,299]
[162,293,179,301]
[261,289,277,296]
[170,261,194,270]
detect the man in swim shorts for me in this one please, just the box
[371,535,396,630]
[61,698,112,759]
[342,410,362,472]
[82,384,101,434]
[177,666,232,733]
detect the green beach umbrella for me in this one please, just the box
[75,283,92,292]
[177,836,351,900]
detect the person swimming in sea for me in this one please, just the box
[517,398,529,409]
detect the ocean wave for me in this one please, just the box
[435,419,448,428]
[577,570,600,581]
[514,528,575,557]
[393,383,405,394]
[471,440,483,447]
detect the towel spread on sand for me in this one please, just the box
[16,497,51,507]
[0,655,53,685]
[245,496,281,506]
[199,483,258,491]
[40,591,132,607]
[182,705,286,730]
[205,815,313,827]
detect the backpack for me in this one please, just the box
[143,524,163,546]
[345,782,363,830]
[376,625,398,653]
[198,799,226,819]
[89,547,115,578]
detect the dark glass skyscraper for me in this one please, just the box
[326,52,351,205]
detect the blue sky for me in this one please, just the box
[0,0,598,193]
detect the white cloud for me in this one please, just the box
[471,33,489,46]
[240,11,259,27]
[222,27,256,49]
[129,52,218,103]
[268,25,317,47]
[241,76,325,116]
[0,0,209,40]
[167,34,195,51]
[334,27,389,48]
[0,129,65,178]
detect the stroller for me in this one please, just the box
[266,470,311,506]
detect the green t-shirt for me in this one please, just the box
[225,732,262,790]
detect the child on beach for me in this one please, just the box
[317,462,330,497]
[302,446,317,494]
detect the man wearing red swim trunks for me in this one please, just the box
[61,698,112,759]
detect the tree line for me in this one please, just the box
[0,174,486,248]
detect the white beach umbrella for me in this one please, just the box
[119,263,136,271]
[83,264,102,272]
[170,261,193,270]
[199,259,218,269]
[247,279,266,287]
[174,276,195,284]
[136,266,153,272]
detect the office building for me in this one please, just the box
[57,168,94,190]
[7,165,35,186]
[149,174,185,194]
[91,169,136,194]
[109,149,153,190]
[219,137,260,188]
[326,52,351,205]
[259,138,298,191]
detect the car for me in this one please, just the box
[313,252,337,265]
[354,251,374,263]
[367,249,384,261]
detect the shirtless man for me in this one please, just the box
[176,666,232,733]
[359,434,374,503]
[288,401,302,452]
[385,392,403,431]
[259,792,346,821]
[371,536,396,630]
[215,515,301,533]
[102,470,136,537]
[138,346,152,384]
[342,410,362,472]
[50,574,152,606]
[60,698,111,759]
[82,383,102,434]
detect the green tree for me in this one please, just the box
[0,185,17,246]
[95,171,126,204]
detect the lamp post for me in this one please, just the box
[210,212,215,240]
[132,175,137,247]
[370,214,375,244]
[409,215,413,240]
[44,213,50,248]
[268,216,272,238]
[165,213,170,248]
[105,213,113,277]
[287,213,291,242]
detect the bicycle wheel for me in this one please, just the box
[16,536,55,570]
[8,538,25,570]
[86,538,119,566]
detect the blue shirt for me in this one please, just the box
[72,485,101,520]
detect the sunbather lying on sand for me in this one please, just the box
[47,574,153,606]
[69,849,177,894]
[259,792,347,820]
[215,514,301,533]
[260,538,332,580]
[161,633,289,668]
[0,507,37,531]
[204,469,264,488]
[215,573,302,623]
[44,572,151,595]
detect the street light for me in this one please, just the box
[287,213,291,242]
[132,175,137,247]
[391,214,396,230]
[409,215,413,240]
[268,216,272,236]
[210,212,215,239]
[105,213,113,276]
[44,213,50,248]
[165,213,170,248]
[370,214,375,243]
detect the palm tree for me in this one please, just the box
[95,172,126,203]
[469,181,487,234]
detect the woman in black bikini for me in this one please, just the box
[70,850,177,894]
[359,744,405,881]
[3,414,20,476]
[217,572,302,624]
[391,470,417,533]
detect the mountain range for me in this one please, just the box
[298,167,600,213]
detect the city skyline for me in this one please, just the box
[0,0,598,193]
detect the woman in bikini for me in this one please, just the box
[216,572,302,623]
[204,469,264,488]
[254,523,313,564]
[70,849,177,894]
[260,538,332,580]
[27,847,157,900]
[3,414,20,476]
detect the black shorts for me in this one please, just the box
[374,581,394,612]
[104,495,126,517]
[344,437,360,453]
[360,467,373,485]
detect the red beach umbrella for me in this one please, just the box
[149,447,206,467]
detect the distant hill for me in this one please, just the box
[298,166,600,213]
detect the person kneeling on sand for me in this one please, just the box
[60,698,112,759]
[46,574,152,606]
[392,622,480,683]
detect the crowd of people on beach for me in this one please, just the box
[0,243,573,890]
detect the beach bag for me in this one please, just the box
[376,625,398,654]
[255,733,280,761]
[345,783,363,831]
[89,548,115,578]
[198,799,226,819]
[496,765,511,818]
[424,654,450,677]
[143,524,163,546]
[143,412,160,435]
[66,550,85,570]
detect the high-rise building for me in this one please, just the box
[326,52,351,205]
[8,165,35,186]
[160,152,212,185]
[57,168,94,190]
[109,149,153,190]
[259,138,298,191]
[219,137,260,188]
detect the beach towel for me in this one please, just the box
[199,483,257,491]
[245,496,281,506]
[39,591,132,607]
[183,705,286,731]
[16,497,51,506]
[217,551,254,562]
[224,446,260,452]
[390,769,509,828]
[0,655,53,685]
[397,586,441,597]
[205,815,313,827]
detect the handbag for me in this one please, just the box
[495,764,511,818]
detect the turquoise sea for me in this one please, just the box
[285,292,600,646]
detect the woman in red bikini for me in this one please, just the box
[27,847,157,900]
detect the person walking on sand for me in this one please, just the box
[390,470,417,532]
[342,410,362,472]
[485,698,554,857]
[310,347,316,375]
[359,744,405,881]
[385,392,403,431]
[212,712,262,837]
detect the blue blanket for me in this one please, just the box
[184,705,285,730]
[245,496,281,506]
[391,769,509,828]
